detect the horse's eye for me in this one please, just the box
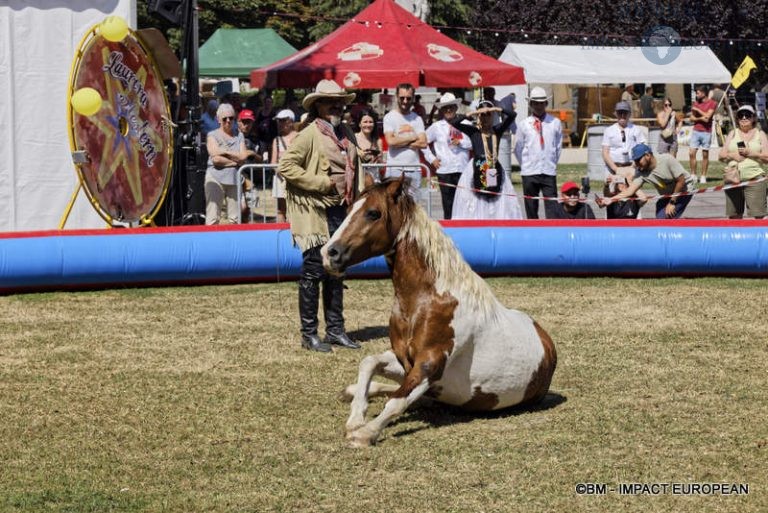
[365,209,381,221]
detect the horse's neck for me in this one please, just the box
[390,211,499,317]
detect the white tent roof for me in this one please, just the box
[499,44,731,84]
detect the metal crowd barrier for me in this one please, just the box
[236,163,435,223]
[236,163,278,223]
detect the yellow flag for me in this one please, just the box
[731,56,757,88]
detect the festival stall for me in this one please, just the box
[0,0,136,232]
[250,0,525,89]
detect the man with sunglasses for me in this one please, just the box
[602,101,647,184]
[602,143,695,219]
[383,82,427,196]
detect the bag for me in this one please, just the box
[723,162,740,185]
[661,127,674,139]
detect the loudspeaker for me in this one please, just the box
[147,0,186,26]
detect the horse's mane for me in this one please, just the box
[392,190,499,319]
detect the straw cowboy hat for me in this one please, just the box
[467,100,501,117]
[527,86,550,102]
[302,79,356,110]
[435,92,462,109]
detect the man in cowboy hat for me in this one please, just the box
[422,92,472,218]
[383,82,428,196]
[278,79,365,352]
[514,86,563,218]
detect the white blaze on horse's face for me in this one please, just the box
[322,184,403,276]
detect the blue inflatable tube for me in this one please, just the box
[1,220,767,294]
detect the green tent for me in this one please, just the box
[199,28,296,78]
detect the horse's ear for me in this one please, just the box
[385,173,408,202]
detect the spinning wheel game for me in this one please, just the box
[66,17,173,227]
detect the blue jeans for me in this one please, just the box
[655,193,693,219]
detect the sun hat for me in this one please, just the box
[274,108,296,121]
[467,100,501,117]
[527,86,549,102]
[736,105,756,116]
[560,181,580,194]
[435,92,462,109]
[237,109,255,121]
[302,79,356,110]
[615,101,632,112]
[631,143,652,161]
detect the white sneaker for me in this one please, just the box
[700,176,707,184]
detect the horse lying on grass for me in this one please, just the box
[321,176,556,447]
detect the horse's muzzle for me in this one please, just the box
[321,242,347,276]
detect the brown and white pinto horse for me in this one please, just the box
[321,176,556,447]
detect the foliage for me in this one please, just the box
[469,0,768,88]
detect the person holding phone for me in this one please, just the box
[718,105,768,219]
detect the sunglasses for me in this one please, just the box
[398,96,413,101]
[621,130,626,143]
[221,116,234,122]
[737,112,754,120]
[240,119,254,124]
[616,110,630,116]
[664,103,672,107]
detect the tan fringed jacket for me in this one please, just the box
[278,121,364,252]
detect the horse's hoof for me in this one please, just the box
[337,386,354,403]
[346,427,376,448]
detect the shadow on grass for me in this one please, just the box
[390,392,567,439]
[348,325,389,343]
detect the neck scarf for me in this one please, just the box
[315,118,355,204]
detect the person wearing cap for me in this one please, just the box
[278,79,365,353]
[689,84,717,184]
[514,86,563,219]
[602,100,647,183]
[717,105,768,219]
[383,82,428,196]
[204,103,254,225]
[450,94,523,220]
[595,175,647,219]
[421,92,472,219]
[270,108,298,223]
[547,181,595,219]
[603,143,696,219]
[236,109,265,221]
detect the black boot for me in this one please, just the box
[323,278,360,349]
[299,278,332,353]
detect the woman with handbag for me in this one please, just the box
[656,98,681,156]
[718,105,768,219]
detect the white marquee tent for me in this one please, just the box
[498,43,731,85]
[495,43,732,121]
[0,1,136,232]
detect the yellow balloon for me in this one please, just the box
[71,87,103,117]
[100,16,129,42]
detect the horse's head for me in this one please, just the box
[322,175,414,276]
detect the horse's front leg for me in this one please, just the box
[347,349,445,448]
[344,350,404,433]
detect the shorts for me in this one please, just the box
[724,179,767,218]
[689,129,711,149]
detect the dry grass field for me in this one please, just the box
[1,277,766,512]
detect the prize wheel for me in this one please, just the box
[67,22,173,226]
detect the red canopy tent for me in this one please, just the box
[250,0,525,89]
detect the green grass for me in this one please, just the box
[1,279,766,512]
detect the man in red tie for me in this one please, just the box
[513,87,563,218]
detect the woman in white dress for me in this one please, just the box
[450,98,523,220]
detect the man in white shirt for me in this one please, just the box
[514,87,562,219]
[422,92,472,219]
[384,83,427,196]
[602,101,647,182]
